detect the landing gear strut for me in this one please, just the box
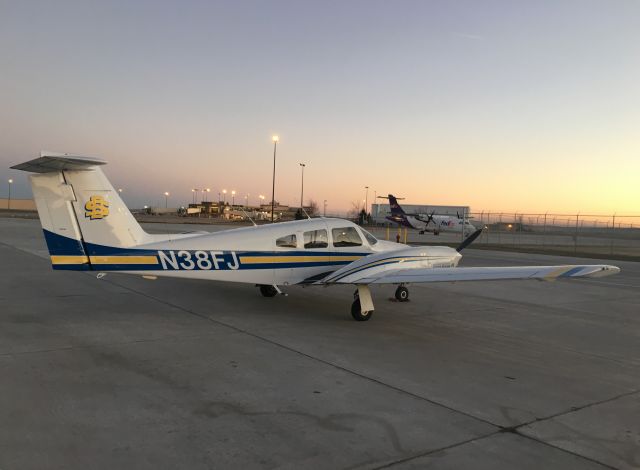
[258,285,278,297]
[395,285,409,302]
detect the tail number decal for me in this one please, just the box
[85,195,110,220]
[158,250,240,270]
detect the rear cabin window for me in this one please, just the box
[304,229,328,248]
[332,227,362,247]
[276,234,297,248]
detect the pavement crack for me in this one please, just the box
[96,275,502,431]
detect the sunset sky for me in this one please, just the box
[1,0,639,214]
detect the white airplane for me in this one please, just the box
[12,153,620,321]
[385,194,475,235]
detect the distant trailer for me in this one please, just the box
[148,207,178,215]
[371,203,471,224]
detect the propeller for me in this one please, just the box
[456,228,483,252]
[416,210,436,225]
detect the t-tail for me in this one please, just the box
[388,194,406,216]
[11,152,163,271]
[385,194,412,228]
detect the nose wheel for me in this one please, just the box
[395,285,409,302]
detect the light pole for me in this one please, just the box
[192,188,198,204]
[364,186,369,214]
[231,190,236,207]
[222,189,227,204]
[7,179,13,210]
[271,135,279,222]
[164,192,169,208]
[259,194,265,208]
[299,162,306,209]
[323,199,327,217]
[245,194,249,207]
[205,188,210,202]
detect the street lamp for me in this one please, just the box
[271,135,279,222]
[259,194,265,208]
[231,190,236,207]
[192,188,198,204]
[205,188,210,202]
[164,191,169,208]
[7,179,13,210]
[222,189,227,204]
[323,199,327,217]
[245,193,249,207]
[364,186,369,214]
[299,162,306,209]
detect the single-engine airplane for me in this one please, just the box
[12,153,620,321]
[385,194,475,235]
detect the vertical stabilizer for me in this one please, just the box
[12,152,151,270]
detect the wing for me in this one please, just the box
[317,246,620,285]
[355,265,619,285]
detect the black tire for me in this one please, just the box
[395,286,409,302]
[351,298,373,321]
[259,285,278,297]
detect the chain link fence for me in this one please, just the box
[366,212,640,260]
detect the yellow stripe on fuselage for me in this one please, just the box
[50,255,90,265]
[89,255,159,265]
[239,255,362,264]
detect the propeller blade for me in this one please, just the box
[456,228,483,252]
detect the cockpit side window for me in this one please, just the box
[276,234,297,248]
[332,227,362,247]
[360,228,378,245]
[304,229,328,248]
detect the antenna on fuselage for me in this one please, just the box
[240,208,258,226]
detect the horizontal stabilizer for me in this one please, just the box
[11,151,106,173]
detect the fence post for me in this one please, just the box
[574,214,579,255]
[610,213,616,256]
[486,211,491,244]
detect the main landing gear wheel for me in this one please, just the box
[351,297,373,321]
[395,285,409,302]
[259,285,278,297]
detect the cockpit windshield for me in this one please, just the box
[360,228,378,245]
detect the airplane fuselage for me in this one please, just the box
[386,214,475,234]
[73,218,462,285]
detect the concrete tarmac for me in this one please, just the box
[1,218,638,469]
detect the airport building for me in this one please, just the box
[371,203,471,224]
